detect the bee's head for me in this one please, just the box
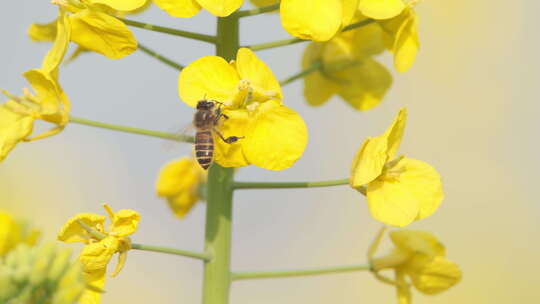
[196,100,215,110]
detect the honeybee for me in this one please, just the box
[193,100,242,170]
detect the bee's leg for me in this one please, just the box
[213,128,243,144]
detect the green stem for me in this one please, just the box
[119,18,218,44]
[69,116,194,143]
[201,16,239,304]
[280,61,321,86]
[131,243,211,261]
[138,43,184,70]
[231,264,371,281]
[245,19,374,51]
[234,3,280,18]
[232,178,350,190]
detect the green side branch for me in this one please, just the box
[69,116,194,143]
[280,61,322,86]
[245,19,375,51]
[232,178,350,190]
[231,264,371,281]
[131,243,211,261]
[120,18,218,43]
[138,43,184,70]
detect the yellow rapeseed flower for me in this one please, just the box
[153,0,243,17]
[178,48,308,170]
[378,8,419,73]
[302,25,391,111]
[29,1,138,60]
[350,109,443,227]
[57,204,140,304]
[156,157,207,218]
[1,11,71,162]
[0,211,40,257]
[369,229,462,304]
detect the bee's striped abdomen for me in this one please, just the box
[195,130,214,170]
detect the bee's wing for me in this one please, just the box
[162,123,195,151]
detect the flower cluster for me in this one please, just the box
[0,243,86,304]
[58,204,140,304]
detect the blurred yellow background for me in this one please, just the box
[1,0,539,303]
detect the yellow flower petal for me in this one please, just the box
[383,107,407,159]
[89,0,147,11]
[281,0,343,41]
[408,256,462,295]
[379,9,419,72]
[41,10,71,76]
[366,176,419,227]
[196,0,243,17]
[153,0,202,18]
[110,209,140,237]
[367,157,443,227]
[28,19,57,42]
[351,20,386,58]
[156,158,205,217]
[178,56,240,108]
[236,48,282,102]
[358,0,406,20]
[57,213,106,243]
[337,58,392,111]
[0,102,34,163]
[350,136,388,188]
[243,100,308,170]
[214,108,250,167]
[79,236,119,272]
[70,9,137,59]
[302,43,340,106]
[79,268,106,304]
[389,230,445,257]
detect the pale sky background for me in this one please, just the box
[1,0,539,303]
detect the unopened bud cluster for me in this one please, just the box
[0,243,85,304]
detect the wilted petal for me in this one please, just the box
[214,109,250,167]
[236,48,282,102]
[70,9,137,59]
[90,0,147,11]
[153,0,202,18]
[178,56,240,108]
[110,209,140,237]
[243,100,308,170]
[281,0,342,41]
[41,12,71,76]
[28,19,57,42]
[197,0,243,16]
[0,102,34,163]
[358,0,406,20]
[79,237,119,272]
[57,213,106,243]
